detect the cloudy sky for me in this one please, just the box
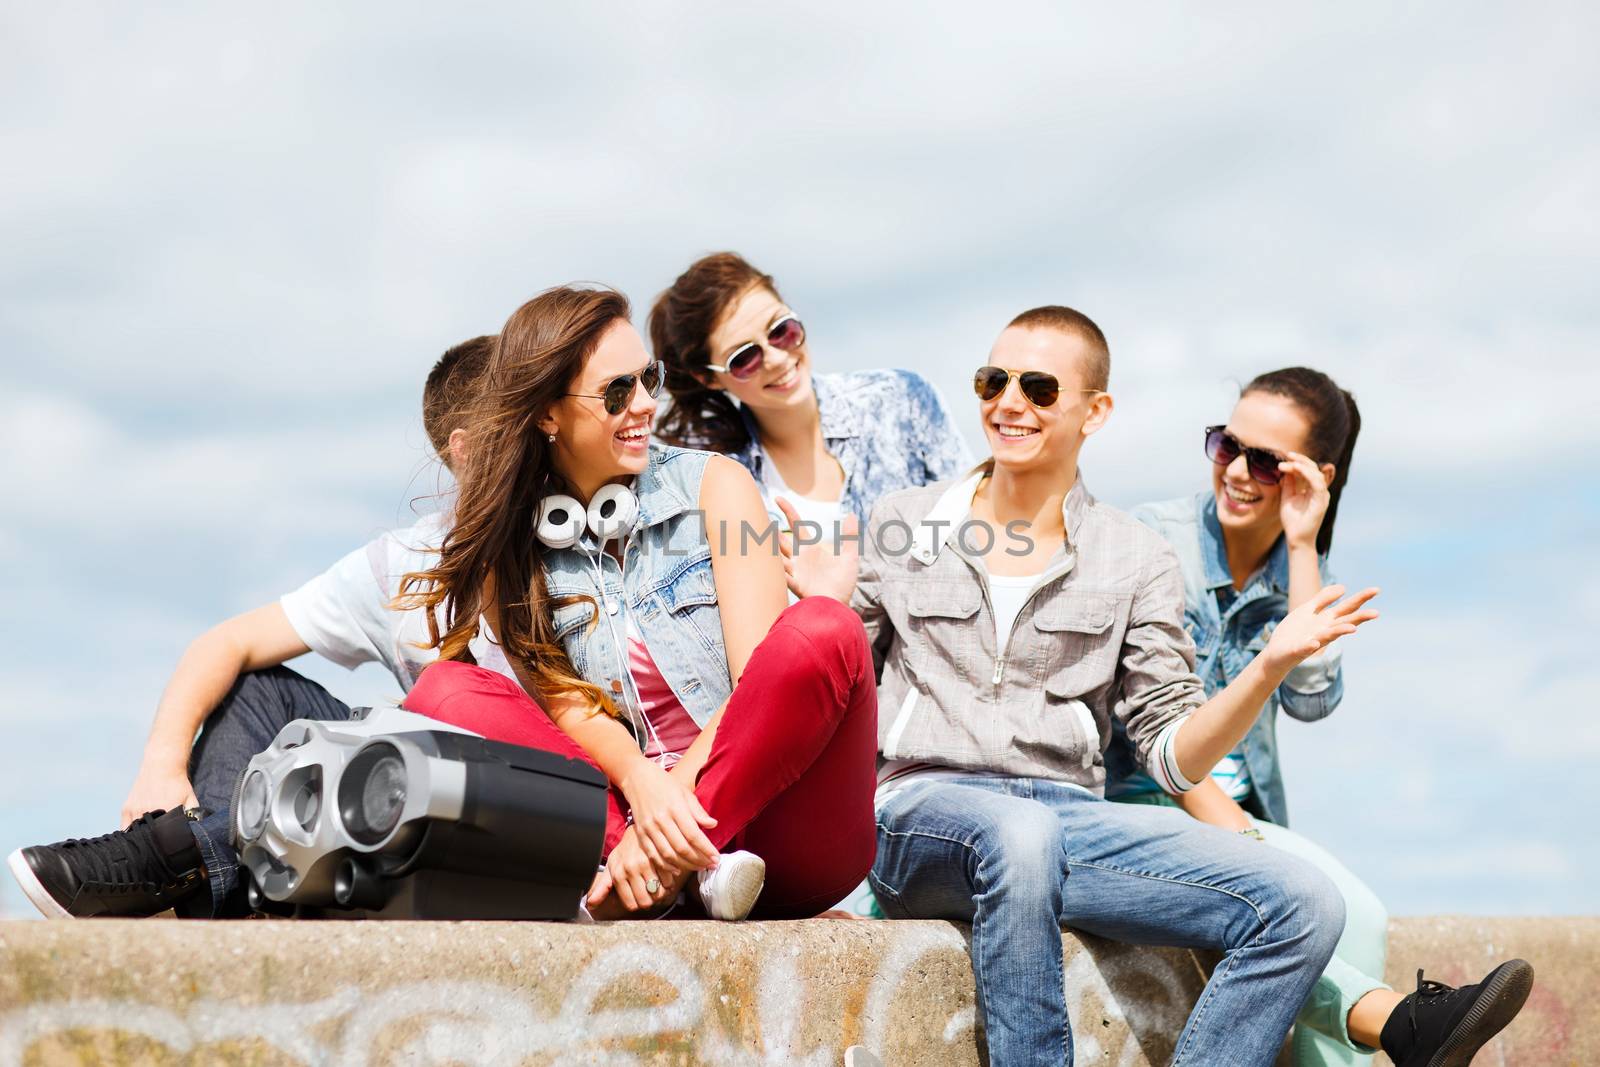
[3,4,1596,918]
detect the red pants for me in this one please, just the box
[403,597,878,919]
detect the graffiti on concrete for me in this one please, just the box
[0,932,1202,1066]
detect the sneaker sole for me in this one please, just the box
[6,849,72,920]
[707,855,766,921]
[1428,958,1535,1067]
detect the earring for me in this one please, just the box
[547,432,556,443]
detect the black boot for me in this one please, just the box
[7,808,206,918]
[1380,959,1535,1067]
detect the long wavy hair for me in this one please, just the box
[397,284,629,717]
[1243,366,1361,556]
[649,251,782,453]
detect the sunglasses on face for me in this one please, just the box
[1204,425,1288,486]
[704,315,806,381]
[566,360,665,415]
[973,366,1101,408]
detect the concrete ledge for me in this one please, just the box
[0,917,1590,1065]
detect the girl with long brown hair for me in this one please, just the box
[398,284,878,920]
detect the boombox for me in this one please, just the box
[233,705,607,919]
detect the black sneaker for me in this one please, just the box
[1380,959,1535,1067]
[6,809,206,918]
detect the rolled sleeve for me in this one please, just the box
[1114,544,1207,790]
[1275,555,1346,721]
[1149,718,1204,794]
[1279,643,1344,721]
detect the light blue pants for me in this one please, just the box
[1113,792,1390,1065]
[1256,819,1389,1065]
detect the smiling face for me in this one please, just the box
[539,319,657,493]
[701,284,813,416]
[1211,391,1315,538]
[981,325,1112,477]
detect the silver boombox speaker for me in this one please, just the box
[232,705,608,919]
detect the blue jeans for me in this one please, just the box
[183,666,352,916]
[869,777,1347,1067]
[1113,792,1391,1064]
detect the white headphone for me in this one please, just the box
[534,482,639,550]
[533,482,666,759]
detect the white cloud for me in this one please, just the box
[2,2,1597,918]
[3,382,441,549]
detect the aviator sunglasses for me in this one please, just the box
[1204,425,1290,486]
[704,315,806,381]
[566,360,665,415]
[973,366,1101,408]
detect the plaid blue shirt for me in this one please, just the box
[722,369,975,522]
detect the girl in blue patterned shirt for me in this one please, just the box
[1108,367,1531,1067]
[650,252,973,535]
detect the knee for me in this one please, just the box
[1275,857,1347,957]
[404,659,527,719]
[787,596,868,655]
[224,665,295,701]
[783,596,870,680]
[973,803,1063,893]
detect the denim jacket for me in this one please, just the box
[724,369,975,522]
[541,444,732,729]
[1104,491,1343,826]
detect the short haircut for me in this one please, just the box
[1006,306,1111,391]
[423,335,495,457]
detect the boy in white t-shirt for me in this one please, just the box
[9,336,508,919]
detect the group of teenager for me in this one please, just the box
[10,252,1533,1066]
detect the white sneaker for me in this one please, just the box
[844,1047,885,1067]
[695,850,765,921]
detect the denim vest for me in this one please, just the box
[722,369,975,522]
[541,444,731,729]
[1105,492,1343,827]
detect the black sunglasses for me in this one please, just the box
[973,366,1101,408]
[705,315,806,381]
[567,360,665,415]
[1204,425,1287,486]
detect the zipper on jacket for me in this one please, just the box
[965,546,1068,693]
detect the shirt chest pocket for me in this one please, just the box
[647,555,723,656]
[1035,593,1122,699]
[904,581,982,677]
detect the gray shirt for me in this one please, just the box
[852,464,1206,794]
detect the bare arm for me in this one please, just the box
[1175,778,1255,832]
[1278,450,1332,613]
[121,603,310,826]
[667,455,788,786]
[1286,542,1323,612]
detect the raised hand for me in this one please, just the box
[1277,451,1333,549]
[1262,583,1379,675]
[776,497,860,603]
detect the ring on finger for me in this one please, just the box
[645,876,661,894]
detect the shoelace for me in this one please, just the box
[1409,968,1467,1032]
[57,810,179,892]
